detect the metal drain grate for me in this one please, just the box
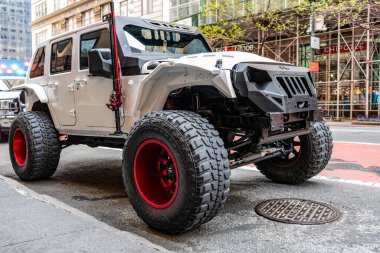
[255,198,341,225]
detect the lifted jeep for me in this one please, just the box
[9,13,332,234]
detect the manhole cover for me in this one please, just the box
[255,198,341,225]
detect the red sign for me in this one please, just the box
[309,62,319,72]
[322,42,367,54]
[225,46,235,51]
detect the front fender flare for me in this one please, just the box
[11,84,48,103]
[133,62,236,116]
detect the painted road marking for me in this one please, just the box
[330,129,380,133]
[314,176,380,188]
[238,166,380,188]
[333,141,380,146]
[79,145,123,151]
[331,142,380,168]
[319,169,380,183]
[97,146,123,151]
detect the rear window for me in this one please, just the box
[51,38,72,74]
[30,47,45,78]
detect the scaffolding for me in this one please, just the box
[215,4,380,119]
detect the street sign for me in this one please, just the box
[311,36,320,50]
[309,62,319,72]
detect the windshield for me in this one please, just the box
[123,25,211,55]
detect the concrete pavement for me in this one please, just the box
[0,175,167,253]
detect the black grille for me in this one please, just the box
[276,76,313,97]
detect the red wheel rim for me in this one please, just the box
[274,136,303,166]
[13,128,27,166]
[134,139,179,209]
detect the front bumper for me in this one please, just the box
[231,62,318,114]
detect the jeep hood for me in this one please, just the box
[172,51,282,71]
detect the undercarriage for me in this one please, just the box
[164,83,321,170]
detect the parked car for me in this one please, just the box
[0,89,21,141]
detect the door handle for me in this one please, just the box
[74,79,87,89]
[67,83,75,92]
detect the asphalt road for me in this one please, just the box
[330,124,380,144]
[1,124,380,252]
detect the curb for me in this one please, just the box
[352,120,380,126]
[326,120,380,126]
[0,175,169,252]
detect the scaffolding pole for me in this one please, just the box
[365,4,370,118]
[337,11,341,120]
[351,25,355,119]
[296,17,299,65]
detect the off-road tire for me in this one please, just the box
[256,120,333,184]
[122,111,230,234]
[9,111,61,180]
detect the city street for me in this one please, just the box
[1,0,380,252]
[1,123,380,252]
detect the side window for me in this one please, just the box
[30,47,45,78]
[80,29,110,69]
[51,38,72,74]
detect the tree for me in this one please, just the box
[200,0,247,47]
[200,0,380,54]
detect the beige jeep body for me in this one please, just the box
[14,17,296,140]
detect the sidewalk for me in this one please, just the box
[325,120,352,127]
[0,176,168,253]
[326,120,380,127]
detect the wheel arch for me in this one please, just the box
[11,84,61,130]
[11,84,48,111]
[129,63,237,116]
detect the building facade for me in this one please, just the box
[31,0,169,50]
[169,0,302,26]
[0,0,31,86]
[0,0,32,60]
[30,0,380,119]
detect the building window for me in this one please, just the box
[80,29,110,69]
[66,16,75,31]
[30,47,45,78]
[142,0,153,15]
[54,0,67,11]
[120,0,128,16]
[51,38,72,74]
[52,22,61,36]
[35,30,47,45]
[35,1,47,19]
[101,3,111,15]
[169,0,199,22]
[82,10,93,26]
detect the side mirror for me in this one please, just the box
[88,49,112,78]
